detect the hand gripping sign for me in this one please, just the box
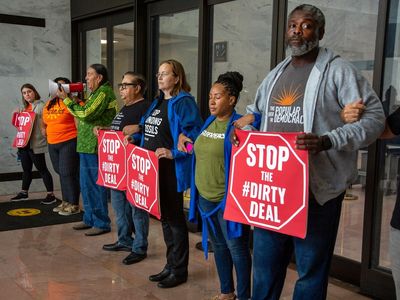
[97,130,127,190]
[126,144,160,219]
[12,111,36,148]
[224,129,309,238]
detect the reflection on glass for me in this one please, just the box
[379,0,400,270]
[86,28,107,68]
[212,0,273,115]
[158,10,199,99]
[113,22,134,108]
[288,0,379,263]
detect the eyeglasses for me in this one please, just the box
[155,72,174,78]
[118,83,137,90]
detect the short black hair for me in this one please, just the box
[289,4,325,31]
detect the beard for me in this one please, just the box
[288,37,319,57]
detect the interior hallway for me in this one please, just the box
[0,192,372,300]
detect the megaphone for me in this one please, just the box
[49,79,85,98]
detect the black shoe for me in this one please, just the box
[122,252,147,265]
[103,242,131,252]
[157,274,187,288]
[149,269,170,282]
[11,192,28,201]
[41,194,57,205]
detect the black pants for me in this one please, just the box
[48,138,80,205]
[18,147,53,192]
[159,158,189,277]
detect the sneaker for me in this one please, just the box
[53,201,67,212]
[72,222,91,230]
[41,194,57,205]
[58,204,80,216]
[11,192,28,201]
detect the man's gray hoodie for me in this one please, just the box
[247,47,385,205]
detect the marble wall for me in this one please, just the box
[0,0,71,192]
[211,0,273,115]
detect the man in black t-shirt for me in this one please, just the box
[100,72,151,266]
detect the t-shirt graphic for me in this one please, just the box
[143,99,173,151]
[267,62,314,132]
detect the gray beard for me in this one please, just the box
[289,39,319,57]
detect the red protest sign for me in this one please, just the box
[224,130,309,238]
[12,111,36,148]
[126,144,160,219]
[97,130,127,190]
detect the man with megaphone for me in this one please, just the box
[56,64,117,236]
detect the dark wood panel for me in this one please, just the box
[0,14,45,27]
[0,171,41,182]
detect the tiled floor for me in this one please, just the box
[0,191,371,300]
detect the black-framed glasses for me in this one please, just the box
[118,83,137,89]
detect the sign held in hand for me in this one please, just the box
[224,129,309,238]
[12,111,36,148]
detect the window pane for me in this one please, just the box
[158,10,199,100]
[212,0,273,115]
[86,28,107,68]
[113,22,134,108]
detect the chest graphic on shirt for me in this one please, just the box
[200,130,225,140]
[46,108,66,120]
[268,83,304,125]
[145,109,163,137]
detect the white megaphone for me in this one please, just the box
[49,79,86,98]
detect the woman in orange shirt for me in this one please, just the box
[42,77,80,215]
[11,83,55,203]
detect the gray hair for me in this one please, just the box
[289,4,325,31]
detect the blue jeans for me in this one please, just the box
[199,196,251,300]
[80,153,110,230]
[252,193,344,300]
[110,189,149,254]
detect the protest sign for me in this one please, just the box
[97,130,127,190]
[12,111,36,148]
[126,144,160,219]
[224,129,309,238]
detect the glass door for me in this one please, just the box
[76,9,134,89]
[360,1,399,299]
[148,0,199,101]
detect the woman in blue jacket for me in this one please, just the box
[182,72,251,300]
[129,59,203,288]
